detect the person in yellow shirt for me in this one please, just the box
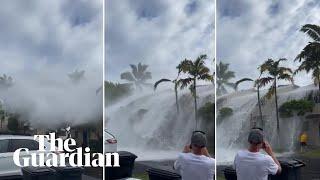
[300,132,308,153]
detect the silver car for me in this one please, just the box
[105,130,117,152]
[0,135,52,177]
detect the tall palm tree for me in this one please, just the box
[177,54,213,129]
[295,24,320,92]
[216,62,235,95]
[0,74,13,89]
[68,69,85,84]
[212,59,215,86]
[154,78,180,114]
[0,101,4,129]
[235,73,264,127]
[121,63,152,90]
[259,58,293,132]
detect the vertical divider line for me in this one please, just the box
[214,0,217,178]
[102,0,106,179]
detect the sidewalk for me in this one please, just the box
[132,160,175,180]
[293,149,320,179]
[83,174,101,180]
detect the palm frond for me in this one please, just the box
[300,24,320,41]
[177,59,193,74]
[277,58,287,63]
[120,72,135,82]
[259,59,274,73]
[177,78,193,90]
[195,54,207,67]
[278,67,292,74]
[138,63,148,73]
[296,42,320,59]
[259,76,274,87]
[154,79,172,90]
[199,73,213,81]
[278,73,293,83]
[198,67,210,75]
[235,78,254,90]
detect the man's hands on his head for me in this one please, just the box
[263,141,282,174]
[201,147,211,157]
[262,141,273,156]
[183,144,211,157]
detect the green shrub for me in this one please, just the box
[279,99,314,118]
[219,107,233,119]
[198,102,215,122]
[7,115,19,132]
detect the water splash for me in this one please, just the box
[217,84,317,164]
[106,85,214,160]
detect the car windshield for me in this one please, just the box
[0,139,9,153]
[105,130,115,139]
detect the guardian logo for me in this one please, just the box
[13,133,119,167]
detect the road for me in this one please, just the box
[83,175,101,180]
[4,174,100,180]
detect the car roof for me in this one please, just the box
[0,135,34,140]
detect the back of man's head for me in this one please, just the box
[191,131,207,149]
[248,128,264,145]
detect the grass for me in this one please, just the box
[217,175,226,180]
[301,149,320,158]
[132,172,149,180]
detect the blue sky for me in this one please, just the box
[217,0,320,87]
[106,0,214,82]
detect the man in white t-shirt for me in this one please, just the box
[174,131,215,180]
[234,128,282,180]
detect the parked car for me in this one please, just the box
[105,130,117,152]
[0,135,51,177]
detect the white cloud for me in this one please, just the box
[217,0,320,88]
[106,0,214,82]
[0,0,103,127]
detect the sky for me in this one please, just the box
[106,0,215,83]
[0,0,102,81]
[0,0,103,127]
[217,0,320,88]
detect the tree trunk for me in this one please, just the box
[175,86,180,114]
[318,76,320,95]
[194,79,198,130]
[274,79,280,133]
[257,86,263,128]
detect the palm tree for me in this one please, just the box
[0,101,4,129]
[121,63,152,90]
[235,73,264,127]
[216,62,235,95]
[295,24,320,92]
[68,69,85,84]
[212,59,215,86]
[259,58,293,132]
[154,78,180,114]
[0,74,13,89]
[177,54,213,129]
